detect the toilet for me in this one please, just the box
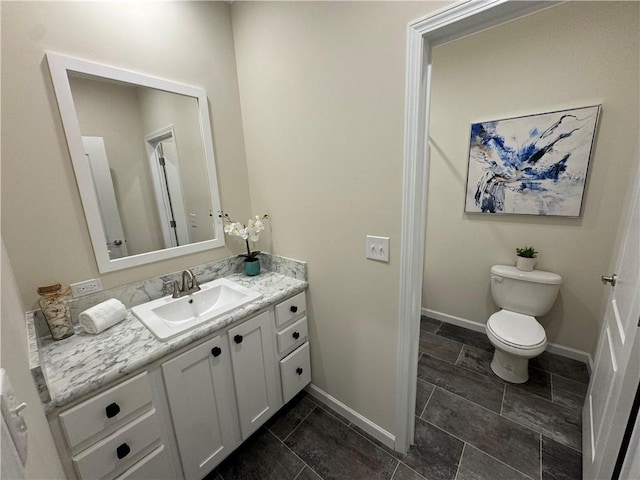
[486,265,562,383]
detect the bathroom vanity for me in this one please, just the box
[29,257,310,479]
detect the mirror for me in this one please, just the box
[46,52,225,272]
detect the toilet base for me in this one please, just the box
[490,349,529,384]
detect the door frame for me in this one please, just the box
[395,0,559,452]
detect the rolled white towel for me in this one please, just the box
[79,299,127,335]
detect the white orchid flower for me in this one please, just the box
[219,211,269,257]
[224,222,246,238]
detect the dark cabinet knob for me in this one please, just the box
[292,331,300,340]
[116,443,130,459]
[296,367,304,375]
[290,305,298,313]
[234,334,243,344]
[105,402,120,419]
[211,346,222,357]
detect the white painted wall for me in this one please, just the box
[424,1,639,355]
[231,1,447,433]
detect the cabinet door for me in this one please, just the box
[228,310,282,439]
[162,335,240,479]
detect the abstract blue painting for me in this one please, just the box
[464,105,600,216]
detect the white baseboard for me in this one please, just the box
[305,384,396,450]
[423,308,485,333]
[422,308,594,374]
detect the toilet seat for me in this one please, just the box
[487,310,546,350]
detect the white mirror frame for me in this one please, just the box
[46,52,225,273]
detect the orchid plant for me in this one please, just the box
[219,211,269,261]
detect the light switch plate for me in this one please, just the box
[0,368,28,466]
[366,235,390,262]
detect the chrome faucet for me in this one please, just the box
[172,269,201,298]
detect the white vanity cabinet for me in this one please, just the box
[48,289,309,480]
[162,334,241,480]
[161,309,281,478]
[52,371,177,480]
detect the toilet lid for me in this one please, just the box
[487,310,546,349]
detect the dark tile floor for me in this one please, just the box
[205,317,588,480]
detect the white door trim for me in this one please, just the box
[395,0,560,453]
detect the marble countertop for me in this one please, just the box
[34,271,307,413]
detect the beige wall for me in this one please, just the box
[1,240,66,478]
[1,1,251,309]
[231,1,447,433]
[424,1,639,355]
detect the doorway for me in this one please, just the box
[397,0,566,452]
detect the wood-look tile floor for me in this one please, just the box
[205,317,587,480]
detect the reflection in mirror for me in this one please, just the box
[47,52,225,272]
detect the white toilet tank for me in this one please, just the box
[490,265,562,316]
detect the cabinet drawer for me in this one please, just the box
[73,408,161,480]
[280,342,311,404]
[114,445,172,480]
[277,317,308,356]
[60,372,153,449]
[275,292,306,327]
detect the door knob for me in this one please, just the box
[601,274,617,286]
[113,239,123,246]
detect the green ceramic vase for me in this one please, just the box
[243,258,260,276]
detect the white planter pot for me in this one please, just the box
[516,256,537,271]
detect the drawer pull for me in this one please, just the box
[105,402,121,419]
[211,346,222,357]
[292,331,300,340]
[296,367,304,375]
[234,334,244,344]
[290,305,298,313]
[116,443,131,460]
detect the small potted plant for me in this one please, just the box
[219,211,269,276]
[515,246,538,272]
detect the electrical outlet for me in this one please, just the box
[70,278,103,298]
[366,235,390,262]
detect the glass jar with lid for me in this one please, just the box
[37,283,74,340]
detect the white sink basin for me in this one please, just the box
[132,278,262,341]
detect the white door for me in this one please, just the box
[228,311,282,440]
[82,137,129,259]
[583,159,640,479]
[162,335,241,479]
[145,128,191,249]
